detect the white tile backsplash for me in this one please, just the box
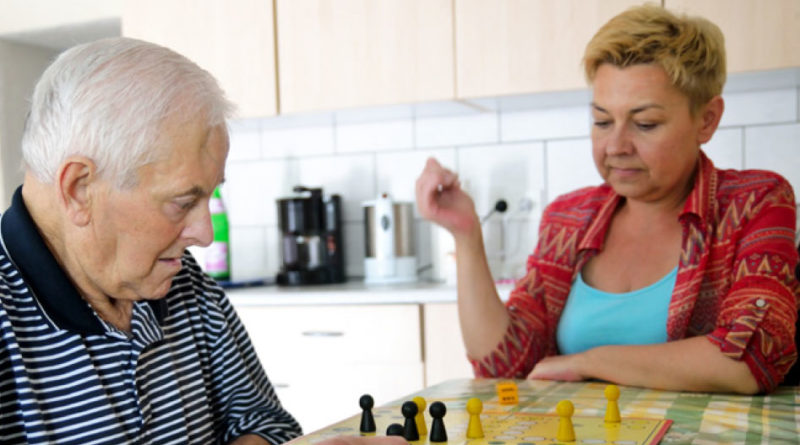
[292,154,376,222]
[344,221,366,277]
[457,142,545,220]
[501,105,591,142]
[375,148,457,205]
[228,121,262,162]
[225,159,288,226]
[546,138,603,202]
[744,123,800,195]
[720,88,798,127]
[702,127,744,170]
[415,113,498,148]
[261,124,335,158]
[336,119,414,153]
[223,74,800,282]
[230,226,270,281]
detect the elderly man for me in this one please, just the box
[0,37,302,445]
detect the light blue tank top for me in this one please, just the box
[556,267,677,355]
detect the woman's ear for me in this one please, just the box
[56,156,97,227]
[697,95,724,145]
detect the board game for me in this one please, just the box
[295,381,672,445]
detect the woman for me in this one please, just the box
[415,5,798,394]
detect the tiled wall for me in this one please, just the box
[216,69,800,284]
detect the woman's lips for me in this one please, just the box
[609,166,641,179]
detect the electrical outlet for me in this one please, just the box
[518,197,534,213]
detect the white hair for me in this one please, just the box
[22,37,235,188]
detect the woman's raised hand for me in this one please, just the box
[415,157,479,239]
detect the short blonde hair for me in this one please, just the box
[583,4,726,114]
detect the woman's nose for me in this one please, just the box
[605,126,633,155]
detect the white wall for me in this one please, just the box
[221,69,800,284]
[0,0,121,35]
[0,40,55,209]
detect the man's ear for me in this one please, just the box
[697,95,724,145]
[56,156,97,226]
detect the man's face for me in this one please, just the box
[81,117,229,302]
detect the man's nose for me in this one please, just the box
[183,204,214,247]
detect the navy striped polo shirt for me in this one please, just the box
[0,187,302,444]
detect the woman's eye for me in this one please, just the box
[636,122,658,131]
[593,121,611,128]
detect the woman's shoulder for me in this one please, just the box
[538,184,615,233]
[715,167,795,202]
[546,183,615,213]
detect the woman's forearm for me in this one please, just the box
[579,337,760,394]
[454,225,510,360]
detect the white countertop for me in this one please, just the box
[226,280,514,306]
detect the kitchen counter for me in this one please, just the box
[226,280,514,306]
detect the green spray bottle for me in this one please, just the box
[206,186,230,281]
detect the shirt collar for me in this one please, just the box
[679,150,716,223]
[578,150,715,252]
[0,186,167,335]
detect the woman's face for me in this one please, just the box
[590,64,708,207]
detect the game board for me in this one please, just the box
[296,392,672,445]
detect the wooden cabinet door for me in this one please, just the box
[665,0,800,73]
[275,0,455,114]
[455,0,643,98]
[423,303,475,386]
[122,0,278,118]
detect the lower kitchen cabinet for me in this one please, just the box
[235,304,425,433]
[422,303,475,386]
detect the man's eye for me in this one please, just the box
[175,200,196,211]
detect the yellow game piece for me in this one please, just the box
[465,398,484,439]
[495,381,519,405]
[556,400,575,442]
[604,384,621,424]
[413,396,427,437]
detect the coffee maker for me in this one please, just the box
[276,186,345,285]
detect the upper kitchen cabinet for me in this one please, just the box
[455,0,645,98]
[122,0,278,118]
[665,0,800,73]
[275,0,455,114]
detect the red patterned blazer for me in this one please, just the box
[471,151,799,392]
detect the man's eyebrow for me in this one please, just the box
[175,179,226,198]
[175,186,206,197]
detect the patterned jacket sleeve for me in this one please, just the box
[468,192,585,378]
[706,176,800,392]
[469,262,555,379]
[193,265,303,444]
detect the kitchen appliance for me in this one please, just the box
[276,186,345,285]
[363,193,417,284]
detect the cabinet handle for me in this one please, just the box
[274,383,290,389]
[302,331,344,337]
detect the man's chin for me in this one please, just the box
[138,275,177,300]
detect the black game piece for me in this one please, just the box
[429,401,447,442]
[386,423,405,436]
[360,394,376,433]
[401,400,419,441]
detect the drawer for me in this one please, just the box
[237,304,423,370]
